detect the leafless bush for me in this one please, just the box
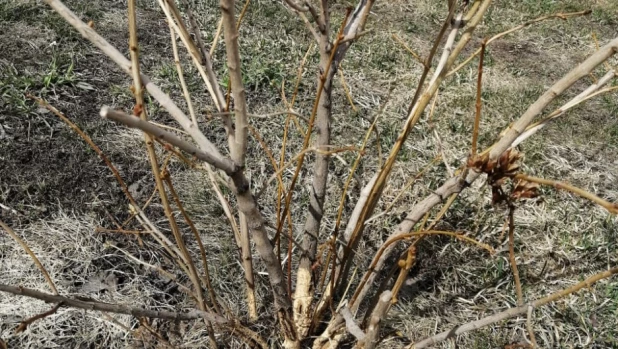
[2,0,617,348]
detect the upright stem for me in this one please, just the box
[294,1,376,338]
[239,212,258,321]
[218,0,258,325]
[220,0,248,163]
[341,0,492,309]
[128,0,206,314]
[294,23,336,338]
[313,3,493,348]
[508,205,524,306]
[471,39,487,156]
[220,0,296,345]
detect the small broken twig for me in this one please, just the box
[15,302,63,333]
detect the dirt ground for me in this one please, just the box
[1,0,617,348]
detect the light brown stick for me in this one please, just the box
[0,220,57,295]
[508,206,524,306]
[128,0,207,314]
[526,305,538,348]
[158,0,226,112]
[515,174,618,214]
[42,0,224,158]
[28,96,141,216]
[0,284,227,323]
[410,267,618,348]
[471,39,487,156]
[448,10,592,77]
[101,107,237,174]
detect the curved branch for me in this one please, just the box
[515,174,618,214]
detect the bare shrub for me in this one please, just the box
[2,0,617,348]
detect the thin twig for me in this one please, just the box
[128,1,187,289]
[96,227,149,235]
[508,205,524,306]
[0,284,227,323]
[43,0,226,158]
[511,73,617,148]
[27,95,140,213]
[410,267,618,348]
[471,38,487,156]
[256,146,361,200]
[447,10,592,77]
[168,24,197,125]
[210,109,307,122]
[526,305,538,348]
[106,242,196,299]
[159,0,226,113]
[15,302,63,333]
[210,17,224,56]
[0,220,58,294]
[131,207,192,279]
[138,318,178,349]
[389,245,416,305]
[392,34,425,66]
[275,44,313,257]
[163,173,220,313]
[350,230,494,307]
[339,66,358,111]
[515,174,618,214]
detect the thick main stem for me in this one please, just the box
[293,0,376,338]
[219,0,295,345]
[294,40,336,338]
[239,212,258,321]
